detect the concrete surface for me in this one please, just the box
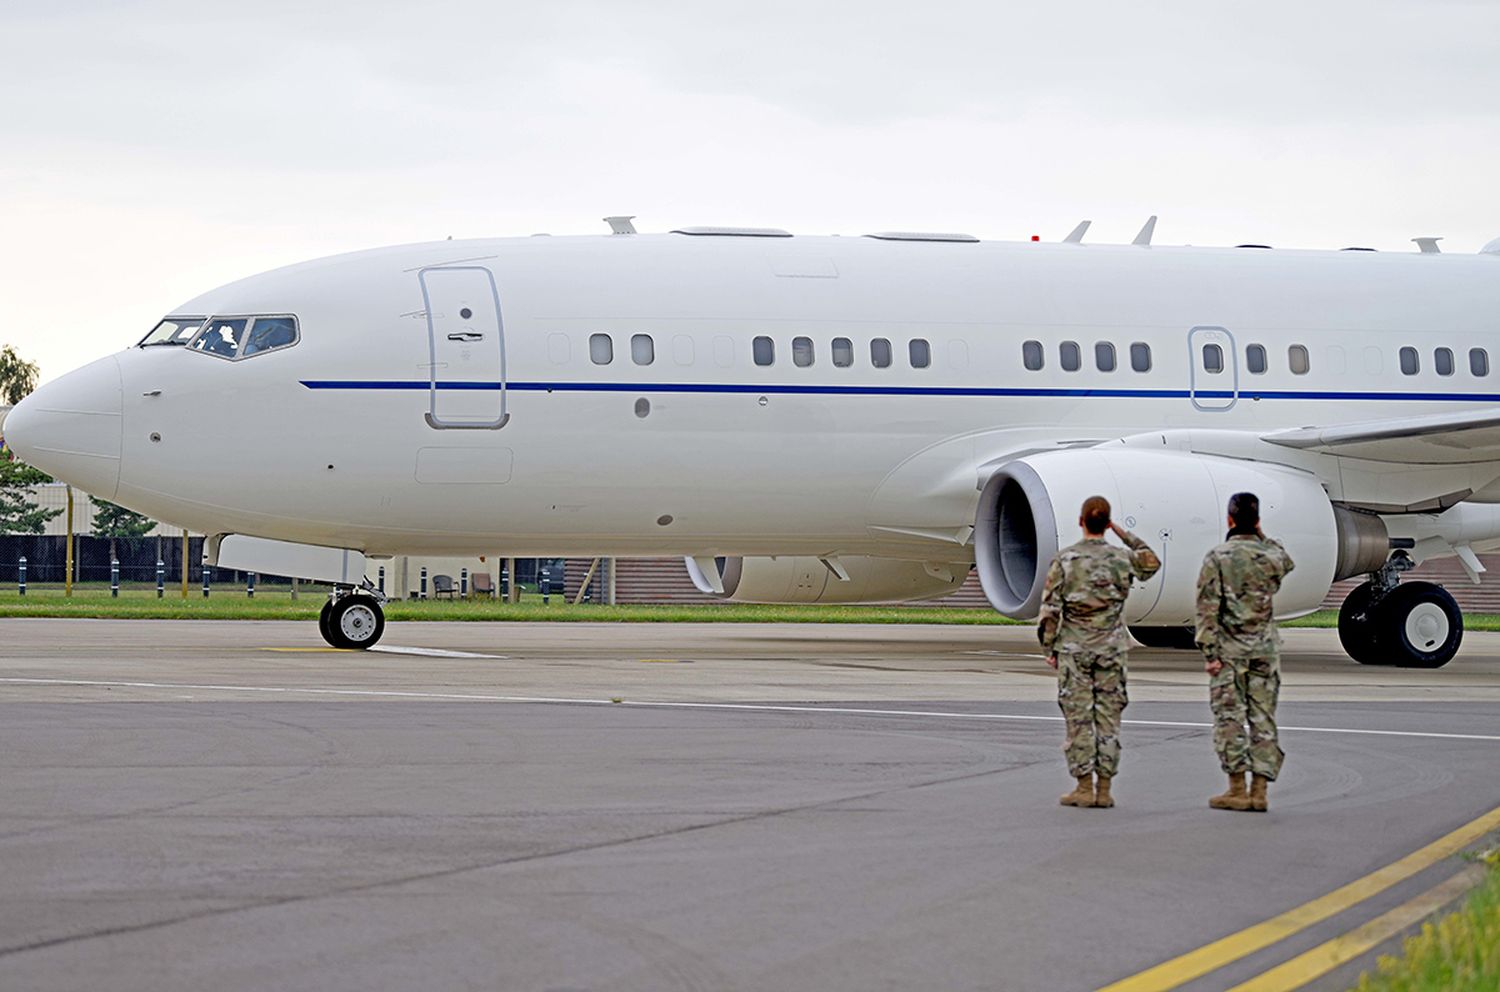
[1,619,1498,992]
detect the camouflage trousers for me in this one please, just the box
[1056,650,1128,778]
[1210,655,1285,780]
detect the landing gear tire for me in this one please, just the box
[321,595,385,650]
[1375,581,1462,669]
[318,599,336,646]
[1129,626,1198,650]
[1337,582,1387,666]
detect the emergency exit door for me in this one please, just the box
[1188,325,1238,412]
[419,266,508,429]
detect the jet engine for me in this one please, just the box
[974,449,1388,624]
[686,555,970,604]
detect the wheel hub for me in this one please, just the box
[1404,602,1449,651]
[340,603,378,643]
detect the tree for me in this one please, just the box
[0,345,39,406]
[0,449,60,534]
[93,499,155,559]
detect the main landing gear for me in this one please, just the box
[1338,552,1463,669]
[319,584,386,650]
[1129,626,1199,650]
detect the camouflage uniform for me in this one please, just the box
[1038,531,1160,778]
[1195,534,1296,780]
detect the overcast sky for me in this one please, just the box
[3,0,1498,384]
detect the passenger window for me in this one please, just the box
[1399,346,1419,376]
[1246,344,1267,375]
[713,336,734,368]
[1435,347,1454,376]
[792,336,815,367]
[240,317,298,357]
[139,316,204,347]
[1471,348,1490,377]
[672,335,694,366]
[832,337,854,367]
[1128,342,1151,372]
[1022,340,1044,371]
[753,336,775,366]
[1289,345,1310,375]
[1202,343,1224,374]
[871,338,893,368]
[631,334,655,365]
[948,340,970,369]
[909,338,931,368]
[1095,342,1116,372]
[1060,341,1081,372]
[190,317,247,358]
[589,333,613,365]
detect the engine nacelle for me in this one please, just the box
[975,449,1377,624]
[686,555,969,604]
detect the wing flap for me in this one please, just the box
[1263,408,1500,463]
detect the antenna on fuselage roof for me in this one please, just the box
[604,215,637,235]
[1063,220,1091,244]
[1412,237,1443,254]
[1132,215,1157,246]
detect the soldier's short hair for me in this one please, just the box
[1228,491,1260,529]
[1081,495,1111,535]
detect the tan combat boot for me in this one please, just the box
[1209,772,1252,811]
[1094,776,1115,808]
[1060,774,1095,807]
[1249,774,1270,812]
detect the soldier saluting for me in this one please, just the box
[1038,496,1161,809]
[1195,492,1295,812]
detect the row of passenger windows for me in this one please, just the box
[1021,339,1315,375]
[1023,339,1494,379]
[1399,346,1490,377]
[589,333,934,369]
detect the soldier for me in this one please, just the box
[1038,495,1161,808]
[1195,492,1296,813]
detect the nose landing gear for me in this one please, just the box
[319,584,386,650]
[1337,552,1463,668]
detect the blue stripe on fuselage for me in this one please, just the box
[299,379,1500,403]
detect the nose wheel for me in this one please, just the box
[319,592,386,650]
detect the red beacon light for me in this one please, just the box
[1031,235,1040,242]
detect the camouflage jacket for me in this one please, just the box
[1195,534,1296,660]
[1038,531,1161,655]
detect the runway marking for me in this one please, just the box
[1222,866,1485,992]
[1096,802,1500,992]
[263,646,508,659]
[1,677,1499,743]
[370,646,509,660]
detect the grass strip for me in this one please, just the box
[1350,853,1500,992]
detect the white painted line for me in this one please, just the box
[370,646,508,660]
[2,676,1498,743]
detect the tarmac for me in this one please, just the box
[1,619,1498,992]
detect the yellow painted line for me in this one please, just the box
[1097,803,1500,992]
[263,647,355,653]
[638,658,682,664]
[1223,866,1484,992]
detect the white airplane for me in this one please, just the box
[8,219,1500,665]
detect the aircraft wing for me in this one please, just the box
[1262,408,1500,464]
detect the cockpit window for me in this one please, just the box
[190,318,248,358]
[139,316,205,347]
[182,315,299,360]
[241,317,298,356]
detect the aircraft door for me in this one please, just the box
[419,266,508,429]
[1188,325,1237,412]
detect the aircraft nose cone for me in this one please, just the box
[4,355,123,500]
